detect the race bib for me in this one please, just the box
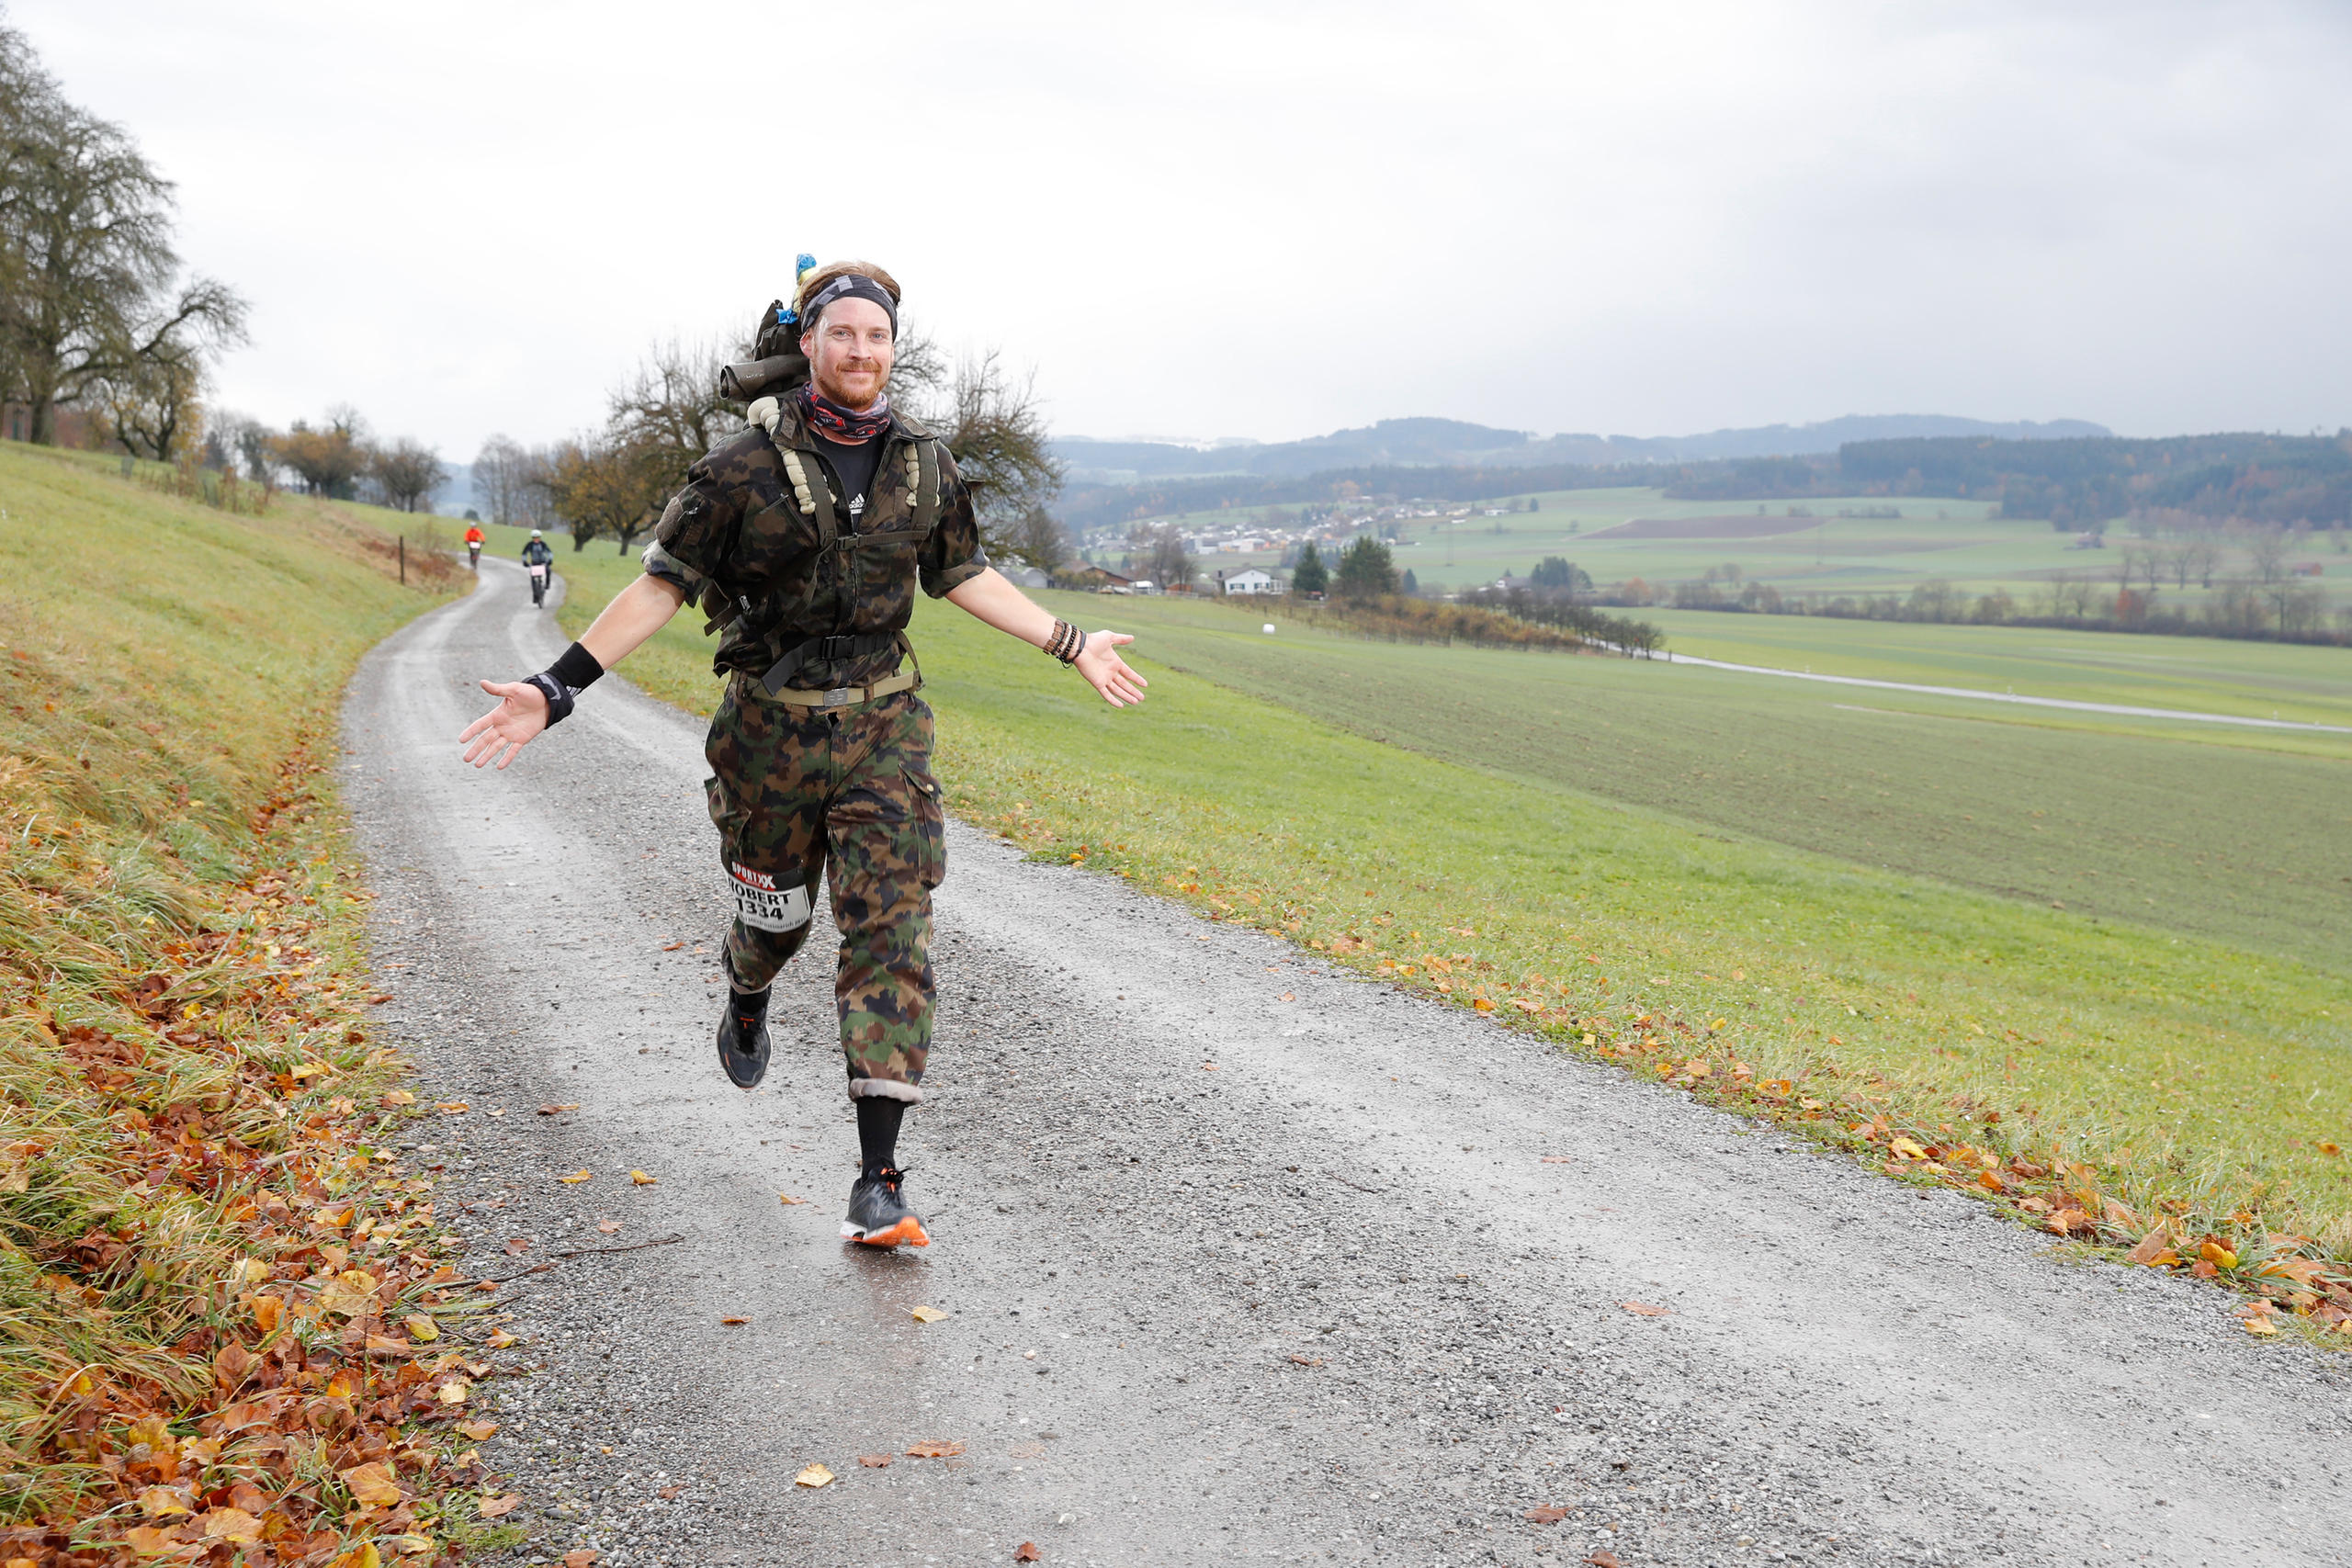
[729,863,810,932]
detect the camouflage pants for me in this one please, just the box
[704,676,945,1102]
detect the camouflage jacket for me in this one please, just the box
[643,397,989,686]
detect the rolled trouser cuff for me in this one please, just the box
[847,1076,924,1104]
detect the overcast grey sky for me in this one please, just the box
[15,0,2351,457]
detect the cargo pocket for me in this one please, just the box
[707,773,812,932]
[903,766,945,890]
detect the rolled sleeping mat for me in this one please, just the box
[718,353,808,402]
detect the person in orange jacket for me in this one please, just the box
[463,522,485,571]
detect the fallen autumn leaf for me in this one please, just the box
[503,1238,529,1255]
[539,1102,581,1115]
[558,1169,594,1184]
[794,1463,835,1488]
[1525,1505,1569,1523]
[1620,1301,1672,1317]
[906,1440,965,1459]
[856,1453,892,1468]
[340,1461,401,1507]
[630,1169,657,1185]
[478,1493,522,1518]
[198,1506,262,1543]
[721,1315,749,1325]
[910,1304,948,1323]
[1014,1544,1042,1562]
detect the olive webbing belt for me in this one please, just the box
[759,631,923,710]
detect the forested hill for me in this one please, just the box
[1056,412,2106,484]
[1668,431,2352,526]
[1060,429,2352,531]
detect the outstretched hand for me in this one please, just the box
[458,679,551,769]
[1074,631,1148,708]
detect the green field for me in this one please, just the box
[1150,483,2350,615]
[1041,593,2352,974]
[1640,608,2352,729]
[548,547,2352,1287]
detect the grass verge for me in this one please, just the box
[1,445,509,1564]
[543,549,2352,1346]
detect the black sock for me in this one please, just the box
[728,984,769,1023]
[855,1096,906,1175]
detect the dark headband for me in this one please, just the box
[801,275,899,335]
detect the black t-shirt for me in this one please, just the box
[816,434,882,530]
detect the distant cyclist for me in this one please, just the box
[464,521,485,571]
[522,529,554,608]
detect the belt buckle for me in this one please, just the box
[821,686,856,708]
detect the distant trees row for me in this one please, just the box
[0,21,246,458]
[1611,523,2346,645]
[192,406,448,513]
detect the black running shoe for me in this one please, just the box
[716,989,771,1089]
[841,1167,929,1248]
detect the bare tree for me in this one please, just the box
[2244,525,2290,587]
[1006,504,1071,573]
[899,346,1063,565]
[1139,522,1193,592]
[2185,531,2222,588]
[472,434,554,528]
[370,437,447,513]
[0,29,246,445]
[609,336,736,489]
[207,409,276,482]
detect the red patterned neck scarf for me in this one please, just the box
[797,385,892,444]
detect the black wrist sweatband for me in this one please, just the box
[549,642,605,692]
[526,644,605,728]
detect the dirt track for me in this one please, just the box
[340,559,2350,1568]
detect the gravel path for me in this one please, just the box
[342,561,2350,1568]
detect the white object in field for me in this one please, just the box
[1262,624,1277,635]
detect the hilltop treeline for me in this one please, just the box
[1064,432,2352,532]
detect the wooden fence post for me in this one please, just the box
[399,536,406,584]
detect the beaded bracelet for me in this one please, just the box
[1045,618,1086,664]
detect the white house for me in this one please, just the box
[1223,569,1279,595]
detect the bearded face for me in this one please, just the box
[800,297,895,411]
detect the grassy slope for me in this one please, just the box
[0,446,513,1555]
[548,549,2350,1289]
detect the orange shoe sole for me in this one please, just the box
[847,1216,930,1248]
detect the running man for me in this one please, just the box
[458,261,1146,1248]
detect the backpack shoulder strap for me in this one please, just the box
[910,437,943,537]
[778,447,839,550]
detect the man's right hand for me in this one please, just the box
[458,680,550,770]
